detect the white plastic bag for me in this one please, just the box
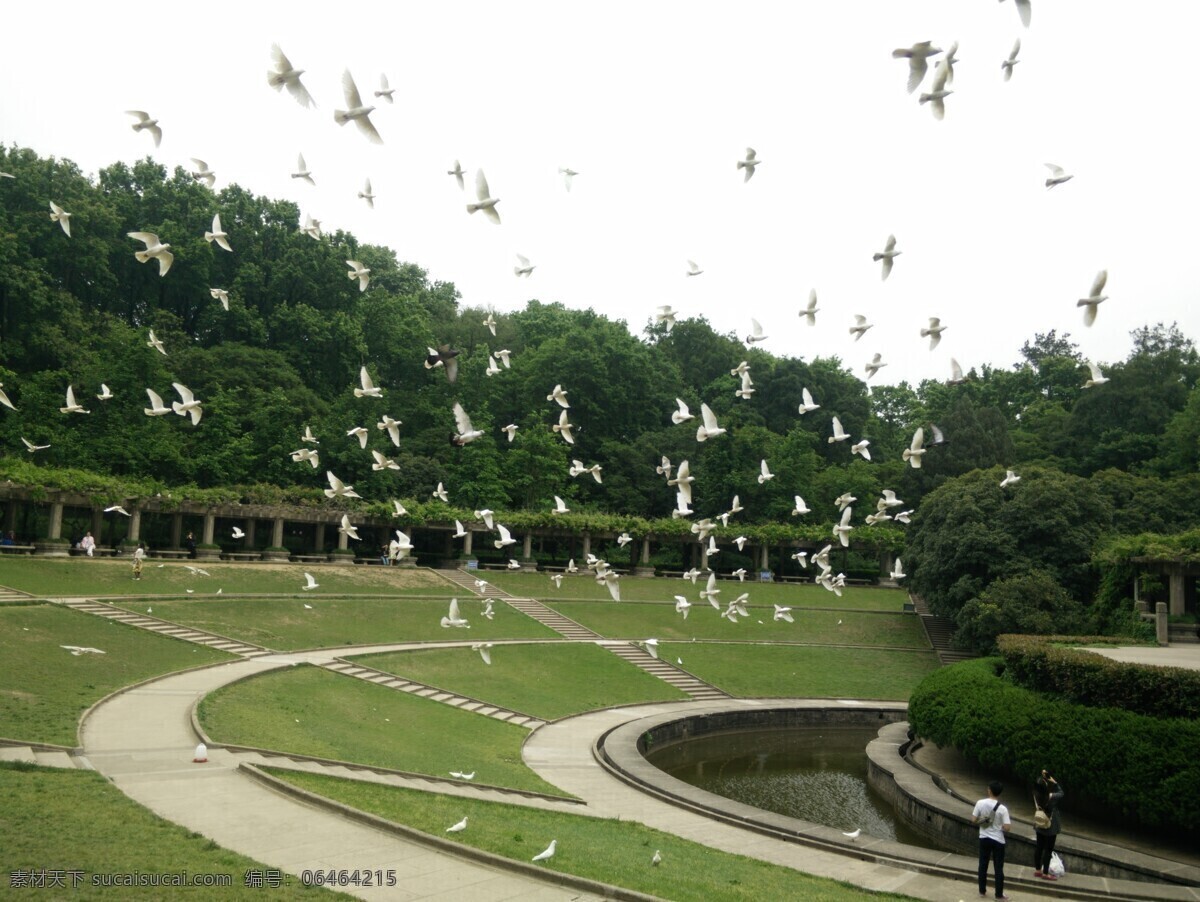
[1049,852,1066,877]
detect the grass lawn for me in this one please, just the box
[0,604,234,746]
[199,665,564,796]
[112,597,558,651]
[665,643,941,700]
[354,643,689,720]
[545,601,929,647]
[0,558,454,598]
[481,571,907,610]
[270,770,919,902]
[0,763,342,899]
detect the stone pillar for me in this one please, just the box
[271,517,285,548]
[520,532,537,570]
[700,543,710,571]
[1168,564,1186,616]
[202,512,216,545]
[314,522,326,552]
[759,544,770,570]
[581,531,591,559]
[245,518,256,548]
[128,508,141,542]
[462,529,473,557]
[633,537,656,577]
[1156,602,1169,646]
[170,513,182,549]
[337,528,349,550]
[48,502,64,539]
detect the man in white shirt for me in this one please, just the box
[972,780,1011,900]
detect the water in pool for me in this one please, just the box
[646,725,942,850]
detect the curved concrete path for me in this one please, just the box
[80,649,602,902]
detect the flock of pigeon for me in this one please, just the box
[5,2,1117,642]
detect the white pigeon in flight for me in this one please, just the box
[872,235,901,280]
[686,259,703,277]
[656,456,674,479]
[494,524,516,550]
[849,314,873,341]
[1002,39,1022,81]
[231,526,245,539]
[125,110,162,146]
[1045,163,1073,189]
[773,605,795,623]
[466,169,501,224]
[300,214,321,239]
[1001,469,1021,488]
[144,388,171,416]
[672,398,694,425]
[392,500,408,517]
[655,305,677,333]
[903,427,926,468]
[447,160,465,191]
[440,598,470,628]
[171,383,203,424]
[1001,0,1032,28]
[48,201,71,237]
[920,317,946,350]
[833,506,854,547]
[474,509,495,530]
[346,426,369,449]
[865,354,887,380]
[948,357,967,385]
[302,572,319,591]
[559,167,578,191]
[292,153,315,185]
[892,42,943,94]
[0,383,15,410]
[210,288,230,311]
[333,70,382,144]
[828,416,850,444]
[451,403,484,446]
[851,438,871,460]
[432,482,450,502]
[495,349,511,368]
[919,62,953,120]
[146,329,167,355]
[290,447,319,468]
[552,495,570,514]
[377,415,402,446]
[21,437,49,452]
[745,318,768,344]
[1083,361,1109,388]
[514,254,535,277]
[267,44,316,108]
[800,289,819,325]
[736,147,760,182]
[371,449,399,471]
[128,232,173,276]
[547,384,570,408]
[346,260,370,292]
[189,158,216,188]
[204,214,232,251]
[324,472,360,499]
[96,384,113,401]
[1077,270,1108,327]
[757,459,774,484]
[835,492,857,512]
[374,73,395,102]
[667,459,693,501]
[338,514,360,540]
[696,404,726,442]
[890,558,907,580]
[791,495,811,516]
[483,311,497,335]
[553,409,576,444]
[59,385,89,415]
[735,370,755,399]
[502,424,518,442]
[358,179,375,208]
[354,366,382,398]
[798,387,820,415]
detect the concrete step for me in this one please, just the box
[33,749,77,769]
[605,643,731,699]
[0,746,37,764]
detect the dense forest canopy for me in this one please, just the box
[3,145,1200,627]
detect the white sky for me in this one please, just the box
[3,1,1197,387]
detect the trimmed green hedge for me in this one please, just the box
[908,658,1200,832]
[998,634,1200,720]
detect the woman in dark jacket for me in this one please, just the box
[1033,770,1065,880]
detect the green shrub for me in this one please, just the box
[953,569,1086,655]
[998,634,1200,720]
[908,658,1200,832]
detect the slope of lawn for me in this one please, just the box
[664,643,940,700]
[114,597,557,651]
[271,770,919,902]
[198,665,564,796]
[354,643,689,720]
[0,604,234,746]
[545,601,929,647]
[0,557,454,598]
[0,763,343,899]
[482,571,906,610]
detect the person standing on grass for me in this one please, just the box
[973,780,1011,900]
[1034,770,1065,880]
[132,542,146,580]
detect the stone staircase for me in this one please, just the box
[503,597,602,640]
[604,642,731,701]
[0,743,87,769]
[0,585,32,603]
[435,568,510,599]
[910,594,975,664]
[51,598,272,658]
[320,659,546,729]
